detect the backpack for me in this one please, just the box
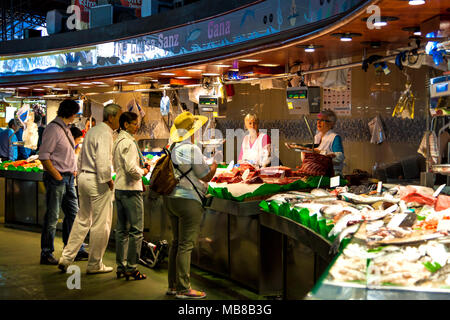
[148,146,179,195]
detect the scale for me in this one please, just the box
[198,95,225,161]
[423,75,450,187]
[286,86,321,115]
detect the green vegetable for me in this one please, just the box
[423,262,442,273]
[416,215,426,221]
[367,247,384,253]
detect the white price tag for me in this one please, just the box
[330,176,340,188]
[437,220,450,232]
[433,184,446,198]
[387,213,407,229]
[377,181,383,194]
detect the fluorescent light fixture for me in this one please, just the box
[229,69,239,72]
[67,84,79,87]
[374,21,388,27]
[340,35,353,41]
[33,88,45,91]
[258,63,280,67]
[113,79,127,82]
[304,46,315,53]
[175,76,192,79]
[160,73,175,76]
[53,87,64,90]
[92,81,106,85]
[17,87,30,90]
[135,89,150,92]
[127,82,141,85]
[186,69,202,72]
[213,64,231,68]
[240,59,261,63]
[150,80,159,82]
[414,31,422,36]
[202,73,220,76]
[409,0,425,5]
[43,85,55,88]
[80,82,92,85]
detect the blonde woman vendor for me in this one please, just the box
[238,113,271,167]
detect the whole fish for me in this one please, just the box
[329,223,361,255]
[328,214,363,237]
[338,192,400,205]
[320,205,361,219]
[415,263,450,286]
[362,204,399,221]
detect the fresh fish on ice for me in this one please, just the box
[329,223,361,255]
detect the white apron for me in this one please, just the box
[315,130,344,174]
[241,132,269,167]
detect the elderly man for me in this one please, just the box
[39,99,88,265]
[58,104,122,274]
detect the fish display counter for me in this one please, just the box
[269,184,450,300]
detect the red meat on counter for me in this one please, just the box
[435,195,450,212]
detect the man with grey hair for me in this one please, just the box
[58,104,122,274]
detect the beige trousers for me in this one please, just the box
[61,172,113,270]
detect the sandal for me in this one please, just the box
[125,269,147,281]
[166,288,177,296]
[176,289,207,299]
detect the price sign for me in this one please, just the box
[330,176,340,188]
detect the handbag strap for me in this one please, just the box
[51,120,75,149]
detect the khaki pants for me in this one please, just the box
[163,196,203,292]
[61,172,113,270]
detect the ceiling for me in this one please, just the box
[3,0,450,95]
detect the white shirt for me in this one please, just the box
[314,130,345,175]
[78,122,114,184]
[240,132,271,167]
[113,130,145,191]
[169,140,210,204]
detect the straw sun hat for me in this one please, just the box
[170,111,208,143]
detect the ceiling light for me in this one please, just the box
[80,82,92,85]
[160,73,175,76]
[150,80,159,82]
[53,87,64,90]
[33,88,45,91]
[113,79,127,82]
[214,64,231,68]
[17,87,30,90]
[340,35,353,41]
[127,82,141,85]
[202,73,220,76]
[409,0,425,5]
[305,45,315,52]
[258,64,280,67]
[186,69,202,72]
[414,31,422,36]
[362,16,398,27]
[240,59,261,63]
[229,68,239,72]
[92,81,106,85]
[135,89,150,92]
[43,85,55,88]
[67,83,79,87]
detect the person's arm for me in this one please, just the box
[331,135,345,164]
[123,140,146,180]
[261,134,271,167]
[9,131,18,161]
[200,162,218,183]
[95,131,114,187]
[42,159,63,180]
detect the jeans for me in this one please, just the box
[41,172,84,257]
[115,190,144,272]
[163,196,203,292]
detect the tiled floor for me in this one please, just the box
[0,224,265,300]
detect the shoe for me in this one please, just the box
[166,288,177,296]
[116,269,126,279]
[40,254,58,265]
[74,250,89,261]
[86,264,113,274]
[57,257,71,272]
[176,289,207,299]
[124,269,147,281]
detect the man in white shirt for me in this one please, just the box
[58,104,122,274]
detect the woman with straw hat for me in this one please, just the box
[164,111,217,299]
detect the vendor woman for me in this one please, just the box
[312,109,345,175]
[238,113,271,167]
